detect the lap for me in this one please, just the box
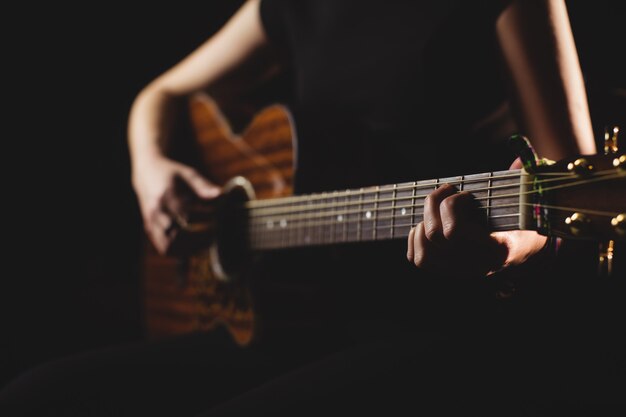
[1,321,624,417]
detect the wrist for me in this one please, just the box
[131,148,168,170]
[490,236,561,300]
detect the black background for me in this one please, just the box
[3,0,624,388]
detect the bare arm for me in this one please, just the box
[497,0,596,159]
[408,0,595,277]
[129,0,269,163]
[128,0,272,254]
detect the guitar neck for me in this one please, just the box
[247,169,525,250]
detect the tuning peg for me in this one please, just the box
[565,212,591,236]
[604,126,619,155]
[598,240,615,277]
[567,158,594,175]
[612,214,626,237]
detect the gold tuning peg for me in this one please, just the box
[598,240,615,277]
[604,126,619,155]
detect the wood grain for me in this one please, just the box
[143,93,294,345]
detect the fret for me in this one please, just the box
[376,185,395,240]
[337,193,348,242]
[322,194,334,245]
[289,200,298,247]
[312,197,322,245]
[304,199,313,246]
[346,190,360,242]
[488,170,521,230]
[395,181,414,237]
[487,171,493,223]
[439,175,463,189]
[373,186,380,240]
[336,191,348,243]
[391,184,397,239]
[279,205,288,248]
[330,192,338,244]
[246,169,524,250]
[410,181,417,231]
[294,201,302,247]
[360,188,377,241]
[461,172,491,225]
[413,178,438,224]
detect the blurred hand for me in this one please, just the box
[132,155,220,254]
[406,159,547,277]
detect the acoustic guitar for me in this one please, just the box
[143,93,625,346]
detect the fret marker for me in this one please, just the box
[365,211,372,219]
[267,221,274,229]
[401,208,407,216]
[337,215,343,222]
[280,219,287,228]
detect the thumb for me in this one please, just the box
[509,157,524,170]
[178,167,221,199]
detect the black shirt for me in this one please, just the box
[251,1,527,336]
[260,0,515,193]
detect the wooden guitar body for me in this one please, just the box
[143,94,295,345]
[142,96,625,345]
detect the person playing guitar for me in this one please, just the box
[3,1,623,415]
[129,0,594,275]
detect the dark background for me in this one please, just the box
[3,0,624,388]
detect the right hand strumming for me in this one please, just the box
[132,155,221,254]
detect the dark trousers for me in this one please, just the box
[1,321,624,417]
[2,244,625,416]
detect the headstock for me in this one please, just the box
[528,152,625,241]
[520,126,624,276]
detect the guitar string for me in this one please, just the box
[250,212,521,231]
[248,203,618,239]
[246,169,611,210]
[247,171,524,207]
[181,170,624,239]
[248,173,625,246]
[246,169,576,208]
[247,171,623,222]
[253,224,522,248]
[251,200,618,248]
[249,201,520,225]
[184,169,620,218]
[246,170,620,217]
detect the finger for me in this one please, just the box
[151,210,171,231]
[178,167,221,199]
[439,191,489,243]
[490,230,545,270]
[147,211,174,255]
[411,222,432,269]
[423,183,457,243]
[509,157,523,170]
[160,185,188,228]
[406,226,416,263]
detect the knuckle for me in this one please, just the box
[440,195,457,213]
[413,251,425,268]
[424,224,440,242]
[442,219,457,240]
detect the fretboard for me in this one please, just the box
[247,170,523,250]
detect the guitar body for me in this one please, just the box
[143,94,295,345]
[142,95,626,345]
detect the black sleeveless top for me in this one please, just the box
[253,0,576,336]
[260,0,515,194]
